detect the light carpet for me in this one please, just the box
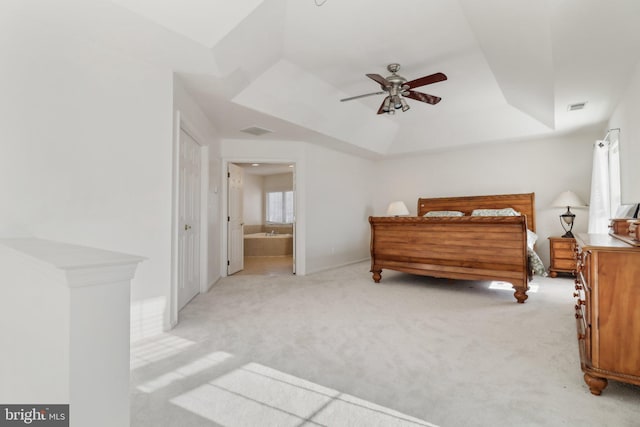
[131,261,640,426]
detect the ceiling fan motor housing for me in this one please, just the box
[383,64,407,95]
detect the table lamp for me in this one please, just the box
[386,201,409,216]
[551,190,586,238]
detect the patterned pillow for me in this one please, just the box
[528,248,547,276]
[423,210,465,217]
[471,208,521,217]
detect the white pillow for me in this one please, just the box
[527,229,538,250]
[471,208,521,217]
[423,210,465,217]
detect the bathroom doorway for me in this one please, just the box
[233,162,295,276]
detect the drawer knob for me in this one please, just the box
[575,312,583,319]
[576,299,585,306]
[573,292,580,298]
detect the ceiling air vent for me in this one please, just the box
[567,102,587,111]
[240,126,273,136]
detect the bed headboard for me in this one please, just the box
[417,193,536,231]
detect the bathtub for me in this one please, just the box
[244,233,293,256]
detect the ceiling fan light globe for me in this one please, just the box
[382,96,391,112]
[388,109,395,115]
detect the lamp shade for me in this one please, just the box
[551,190,586,208]
[386,201,409,216]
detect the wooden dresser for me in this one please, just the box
[574,233,640,395]
[548,237,576,277]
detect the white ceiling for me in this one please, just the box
[53,0,640,157]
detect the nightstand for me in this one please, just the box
[548,236,577,277]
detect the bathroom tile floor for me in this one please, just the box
[234,256,294,276]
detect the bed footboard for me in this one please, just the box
[369,216,530,303]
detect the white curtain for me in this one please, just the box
[609,138,621,213]
[588,137,621,233]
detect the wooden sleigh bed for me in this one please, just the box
[369,193,536,303]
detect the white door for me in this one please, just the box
[178,129,201,310]
[228,163,244,275]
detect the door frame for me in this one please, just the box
[221,158,303,277]
[170,110,209,328]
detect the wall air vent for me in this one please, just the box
[240,126,273,136]
[567,102,587,111]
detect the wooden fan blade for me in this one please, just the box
[405,72,447,89]
[376,98,386,114]
[340,91,385,102]
[405,90,441,105]
[366,73,390,88]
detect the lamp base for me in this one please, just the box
[560,208,576,239]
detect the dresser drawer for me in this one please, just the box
[554,240,576,251]
[554,258,577,270]
[554,250,576,260]
[552,241,576,259]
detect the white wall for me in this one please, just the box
[264,172,294,192]
[0,8,177,340]
[303,143,375,273]
[221,139,375,274]
[372,131,597,267]
[609,60,640,206]
[242,172,264,226]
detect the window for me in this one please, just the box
[266,191,294,224]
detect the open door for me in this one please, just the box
[227,163,244,275]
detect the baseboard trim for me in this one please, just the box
[306,257,369,275]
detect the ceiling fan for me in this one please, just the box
[340,63,447,115]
